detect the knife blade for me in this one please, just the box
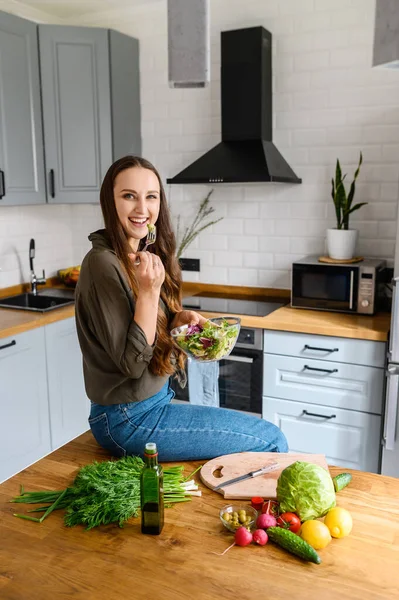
[213,462,280,491]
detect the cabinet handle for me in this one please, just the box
[304,344,338,353]
[0,340,16,351]
[49,169,55,198]
[0,169,5,199]
[303,365,338,374]
[302,410,336,420]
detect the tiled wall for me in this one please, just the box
[1,0,399,289]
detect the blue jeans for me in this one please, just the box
[89,381,289,461]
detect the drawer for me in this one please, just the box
[264,330,386,368]
[263,396,381,473]
[263,354,384,414]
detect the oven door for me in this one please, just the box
[292,264,359,313]
[218,347,263,416]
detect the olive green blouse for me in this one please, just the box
[75,229,171,405]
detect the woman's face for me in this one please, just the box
[114,166,161,252]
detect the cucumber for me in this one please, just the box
[332,472,352,492]
[267,527,321,564]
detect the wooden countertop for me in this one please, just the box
[1,431,398,600]
[235,305,391,342]
[0,282,391,342]
[0,304,75,339]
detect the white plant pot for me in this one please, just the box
[326,228,358,260]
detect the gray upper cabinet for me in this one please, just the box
[38,25,141,204]
[109,30,142,161]
[39,26,113,204]
[0,11,46,206]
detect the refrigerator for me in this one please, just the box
[373,0,399,477]
[381,235,399,477]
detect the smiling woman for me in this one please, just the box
[113,167,161,253]
[74,155,288,461]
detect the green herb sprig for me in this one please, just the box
[11,456,201,530]
[176,189,222,259]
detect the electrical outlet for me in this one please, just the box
[179,258,200,272]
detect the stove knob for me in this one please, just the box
[361,299,370,308]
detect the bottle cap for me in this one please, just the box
[145,442,157,455]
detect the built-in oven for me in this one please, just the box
[218,327,262,415]
[170,326,263,416]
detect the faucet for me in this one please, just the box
[29,238,46,295]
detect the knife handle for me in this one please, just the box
[252,463,279,477]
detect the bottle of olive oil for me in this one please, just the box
[140,442,164,535]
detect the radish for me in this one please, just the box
[235,526,253,546]
[256,513,277,529]
[253,529,268,546]
[212,526,253,556]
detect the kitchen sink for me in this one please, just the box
[0,291,75,312]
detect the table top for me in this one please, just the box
[1,432,399,600]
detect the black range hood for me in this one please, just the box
[167,26,301,185]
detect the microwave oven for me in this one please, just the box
[291,255,387,315]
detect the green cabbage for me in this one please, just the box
[276,461,336,521]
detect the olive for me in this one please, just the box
[222,512,231,522]
[232,511,238,520]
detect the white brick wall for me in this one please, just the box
[0,0,398,290]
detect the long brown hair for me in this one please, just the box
[100,155,186,377]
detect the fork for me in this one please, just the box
[134,225,156,265]
[142,224,156,252]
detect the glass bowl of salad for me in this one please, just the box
[170,316,241,362]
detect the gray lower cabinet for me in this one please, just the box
[0,317,89,483]
[263,396,381,473]
[0,328,51,484]
[45,317,90,450]
[263,330,386,473]
[0,11,46,206]
[38,25,141,204]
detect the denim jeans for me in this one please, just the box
[89,380,289,461]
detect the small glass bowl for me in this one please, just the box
[219,504,258,533]
[170,316,241,363]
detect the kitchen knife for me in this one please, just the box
[213,462,280,491]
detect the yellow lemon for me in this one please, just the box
[299,520,332,550]
[324,507,353,538]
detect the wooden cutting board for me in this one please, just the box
[200,452,329,499]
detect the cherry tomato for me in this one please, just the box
[277,512,301,533]
[261,500,280,517]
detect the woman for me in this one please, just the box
[75,155,288,461]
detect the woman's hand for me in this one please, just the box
[128,251,165,295]
[171,310,208,330]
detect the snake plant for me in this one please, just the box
[331,152,367,230]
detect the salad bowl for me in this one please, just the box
[170,316,241,362]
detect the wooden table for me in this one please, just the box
[1,432,399,600]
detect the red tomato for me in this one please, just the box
[277,512,301,533]
[261,500,280,517]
